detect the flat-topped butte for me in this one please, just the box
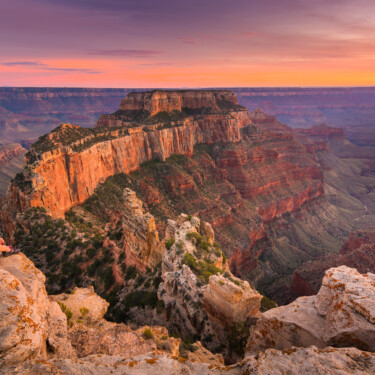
[96,89,247,128]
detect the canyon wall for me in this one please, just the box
[4,90,367,305]
[0,143,26,196]
[2,91,250,224]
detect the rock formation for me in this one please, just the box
[158,214,261,360]
[119,188,164,271]
[0,253,74,366]
[0,253,180,369]
[247,266,375,354]
[3,89,374,309]
[2,90,250,224]
[2,252,373,374]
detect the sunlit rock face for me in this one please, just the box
[3,90,250,224]
[0,253,75,366]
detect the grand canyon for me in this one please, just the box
[0,88,374,374]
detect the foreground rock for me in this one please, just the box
[0,253,178,368]
[1,253,374,374]
[4,346,374,374]
[247,266,375,353]
[0,253,74,366]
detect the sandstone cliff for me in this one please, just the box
[3,90,250,224]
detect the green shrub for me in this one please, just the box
[261,295,278,312]
[58,302,73,321]
[142,328,154,340]
[79,307,89,317]
[181,253,198,270]
[165,237,175,250]
[125,266,138,280]
[186,232,210,252]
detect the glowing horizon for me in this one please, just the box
[1,0,375,88]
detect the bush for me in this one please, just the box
[165,237,175,250]
[79,307,89,317]
[186,232,210,252]
[125,266,138,280]
[261,295,278,312]
[58,302,73,321]
[143,328,154,340]
[181,253,198,270]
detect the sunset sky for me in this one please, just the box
[1,0,375,87]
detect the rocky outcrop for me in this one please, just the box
[1,253,374,374]
[247,266,375,354]
[158,214,261,359]
[0,253,180,370]
[119,188,164,271]
[0,253,74,366]
[50,287,109,323]
[4,346,375,374]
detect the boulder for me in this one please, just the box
[50,287,109,323]
[247,266,375,354]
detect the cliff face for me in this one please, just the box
[4,90,358,306]
[119,90,239,116]
[3,93,250,221]
[0,143,26,196]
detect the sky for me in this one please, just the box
[0,0,375,87]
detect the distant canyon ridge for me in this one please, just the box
[1,87,375,146]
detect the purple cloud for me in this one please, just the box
[1,61,46,67]
[2,61,101,74]
[87,49,163,57]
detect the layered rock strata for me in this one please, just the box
[3,90,250,225]
[0,143,26,196]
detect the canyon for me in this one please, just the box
[2,89,375,307]
[1,88,375,373]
